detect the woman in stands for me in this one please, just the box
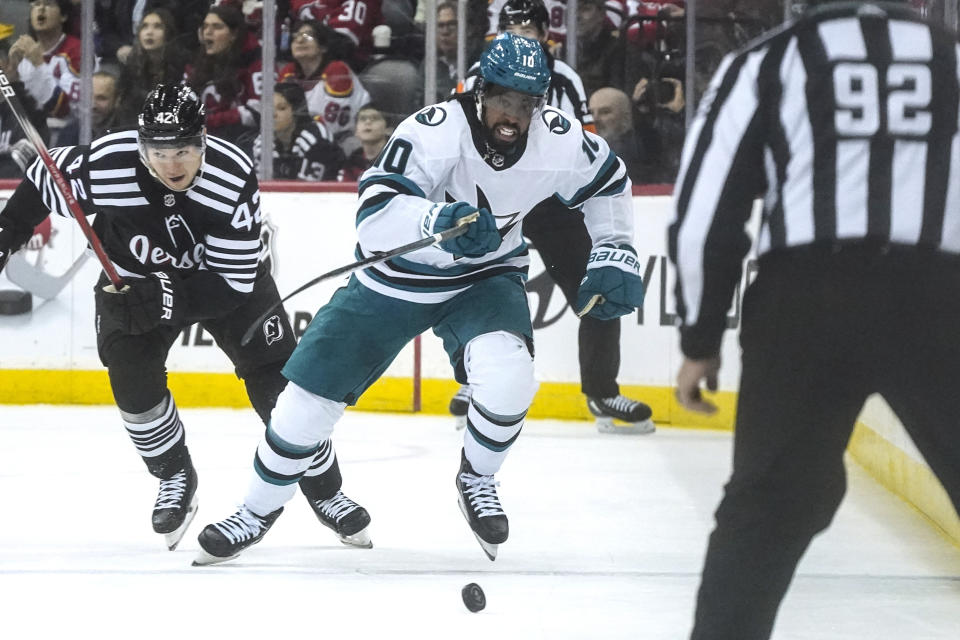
[185,4,263,153]
[115,8,189,128]
[252,82,345,181]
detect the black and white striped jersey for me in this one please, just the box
[25,130,263,295]
[669,1,960,358]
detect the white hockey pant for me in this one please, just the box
[244,383,346,516]
[462,331,539,475]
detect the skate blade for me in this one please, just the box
[191,547,239,567]
[338,526,373,549]
[163,493,199,551]
[454,415,467,431]
[457,497,498,562]
[596,417,656,435]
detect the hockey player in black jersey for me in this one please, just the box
[0,84,370,552]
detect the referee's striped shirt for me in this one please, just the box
[669,1,960,358]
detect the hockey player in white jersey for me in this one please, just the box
[195,33,644,565]
[0,84,369,552]
[452,0,656,435]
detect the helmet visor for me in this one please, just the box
[483,86,546,120]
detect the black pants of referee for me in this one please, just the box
[691,244,960,640]
[523,202,621,399]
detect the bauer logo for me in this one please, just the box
[415,106,447,127]
[263,314,284,345]
[541,111,570,135]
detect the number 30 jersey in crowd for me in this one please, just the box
[24,130,263,300]
[354,96,635,304]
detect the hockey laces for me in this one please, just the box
[316,491,360,522]
[603,395,640,414]
[155,470,188,509]
[459,472,504,518]
[213,506,266,544]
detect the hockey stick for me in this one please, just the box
[240,212,480,346]
[5,248,90,299]
[0,69,123,288]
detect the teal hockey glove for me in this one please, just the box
[575,244,645,320]
[421,201,502,258]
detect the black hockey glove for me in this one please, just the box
[98,272,184,335]
[575,244,645,320]
[421,201,502,258]
[0,215,34,274]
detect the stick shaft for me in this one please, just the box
[0,70,122,287]
[240,214,478,345]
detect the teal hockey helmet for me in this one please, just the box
[479,33,550,97]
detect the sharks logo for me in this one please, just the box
[541,110,571,135]
[262,314,284,346]
[444,185,522,243]
[415,106,447,126]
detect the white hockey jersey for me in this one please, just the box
[354,97,634,303]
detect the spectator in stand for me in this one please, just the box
[278,19,354,91]
[416,2,459,103]
[563,0,623,98]
[93,0,138,69]
[622,29,685,184]
[623,0,685,52]
[115,8,189,128]
[57,70,121,145]
[290,0,384,70]
[252,82,345,181]
[213,0,294,56]
[588,86,647,185]
[337,102,388,182]
[186,4,263,153]
[304,59,371,146]
[0,43,48,179]
[6,0,81,127]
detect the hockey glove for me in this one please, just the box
[0,215,34,274]
[575,244,645,320]
[421,201,502,258]
[98,271,184,335]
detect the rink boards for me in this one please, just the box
[0,184,956,545]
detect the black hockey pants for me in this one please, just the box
[690,244,960,640]
[523,200,621,398]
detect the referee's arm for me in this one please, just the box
[669,50,770,362]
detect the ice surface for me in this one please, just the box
[0,405,957,639]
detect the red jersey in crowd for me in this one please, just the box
[291,0,383,64]
[185,53,264,133]
[624,1,685,48]
[16,33,82,119]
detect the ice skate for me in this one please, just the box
[304,490,373,548]
[192,505,283,566]
[152,464,198,551]
[455,450,508,561]
[587,395,656,435]
[449,385,471,430]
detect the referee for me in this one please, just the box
[669,2,960,639]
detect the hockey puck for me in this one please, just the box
[0,289,31,315]
[461,582,486,612]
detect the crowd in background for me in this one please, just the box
[0,0,945,183]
